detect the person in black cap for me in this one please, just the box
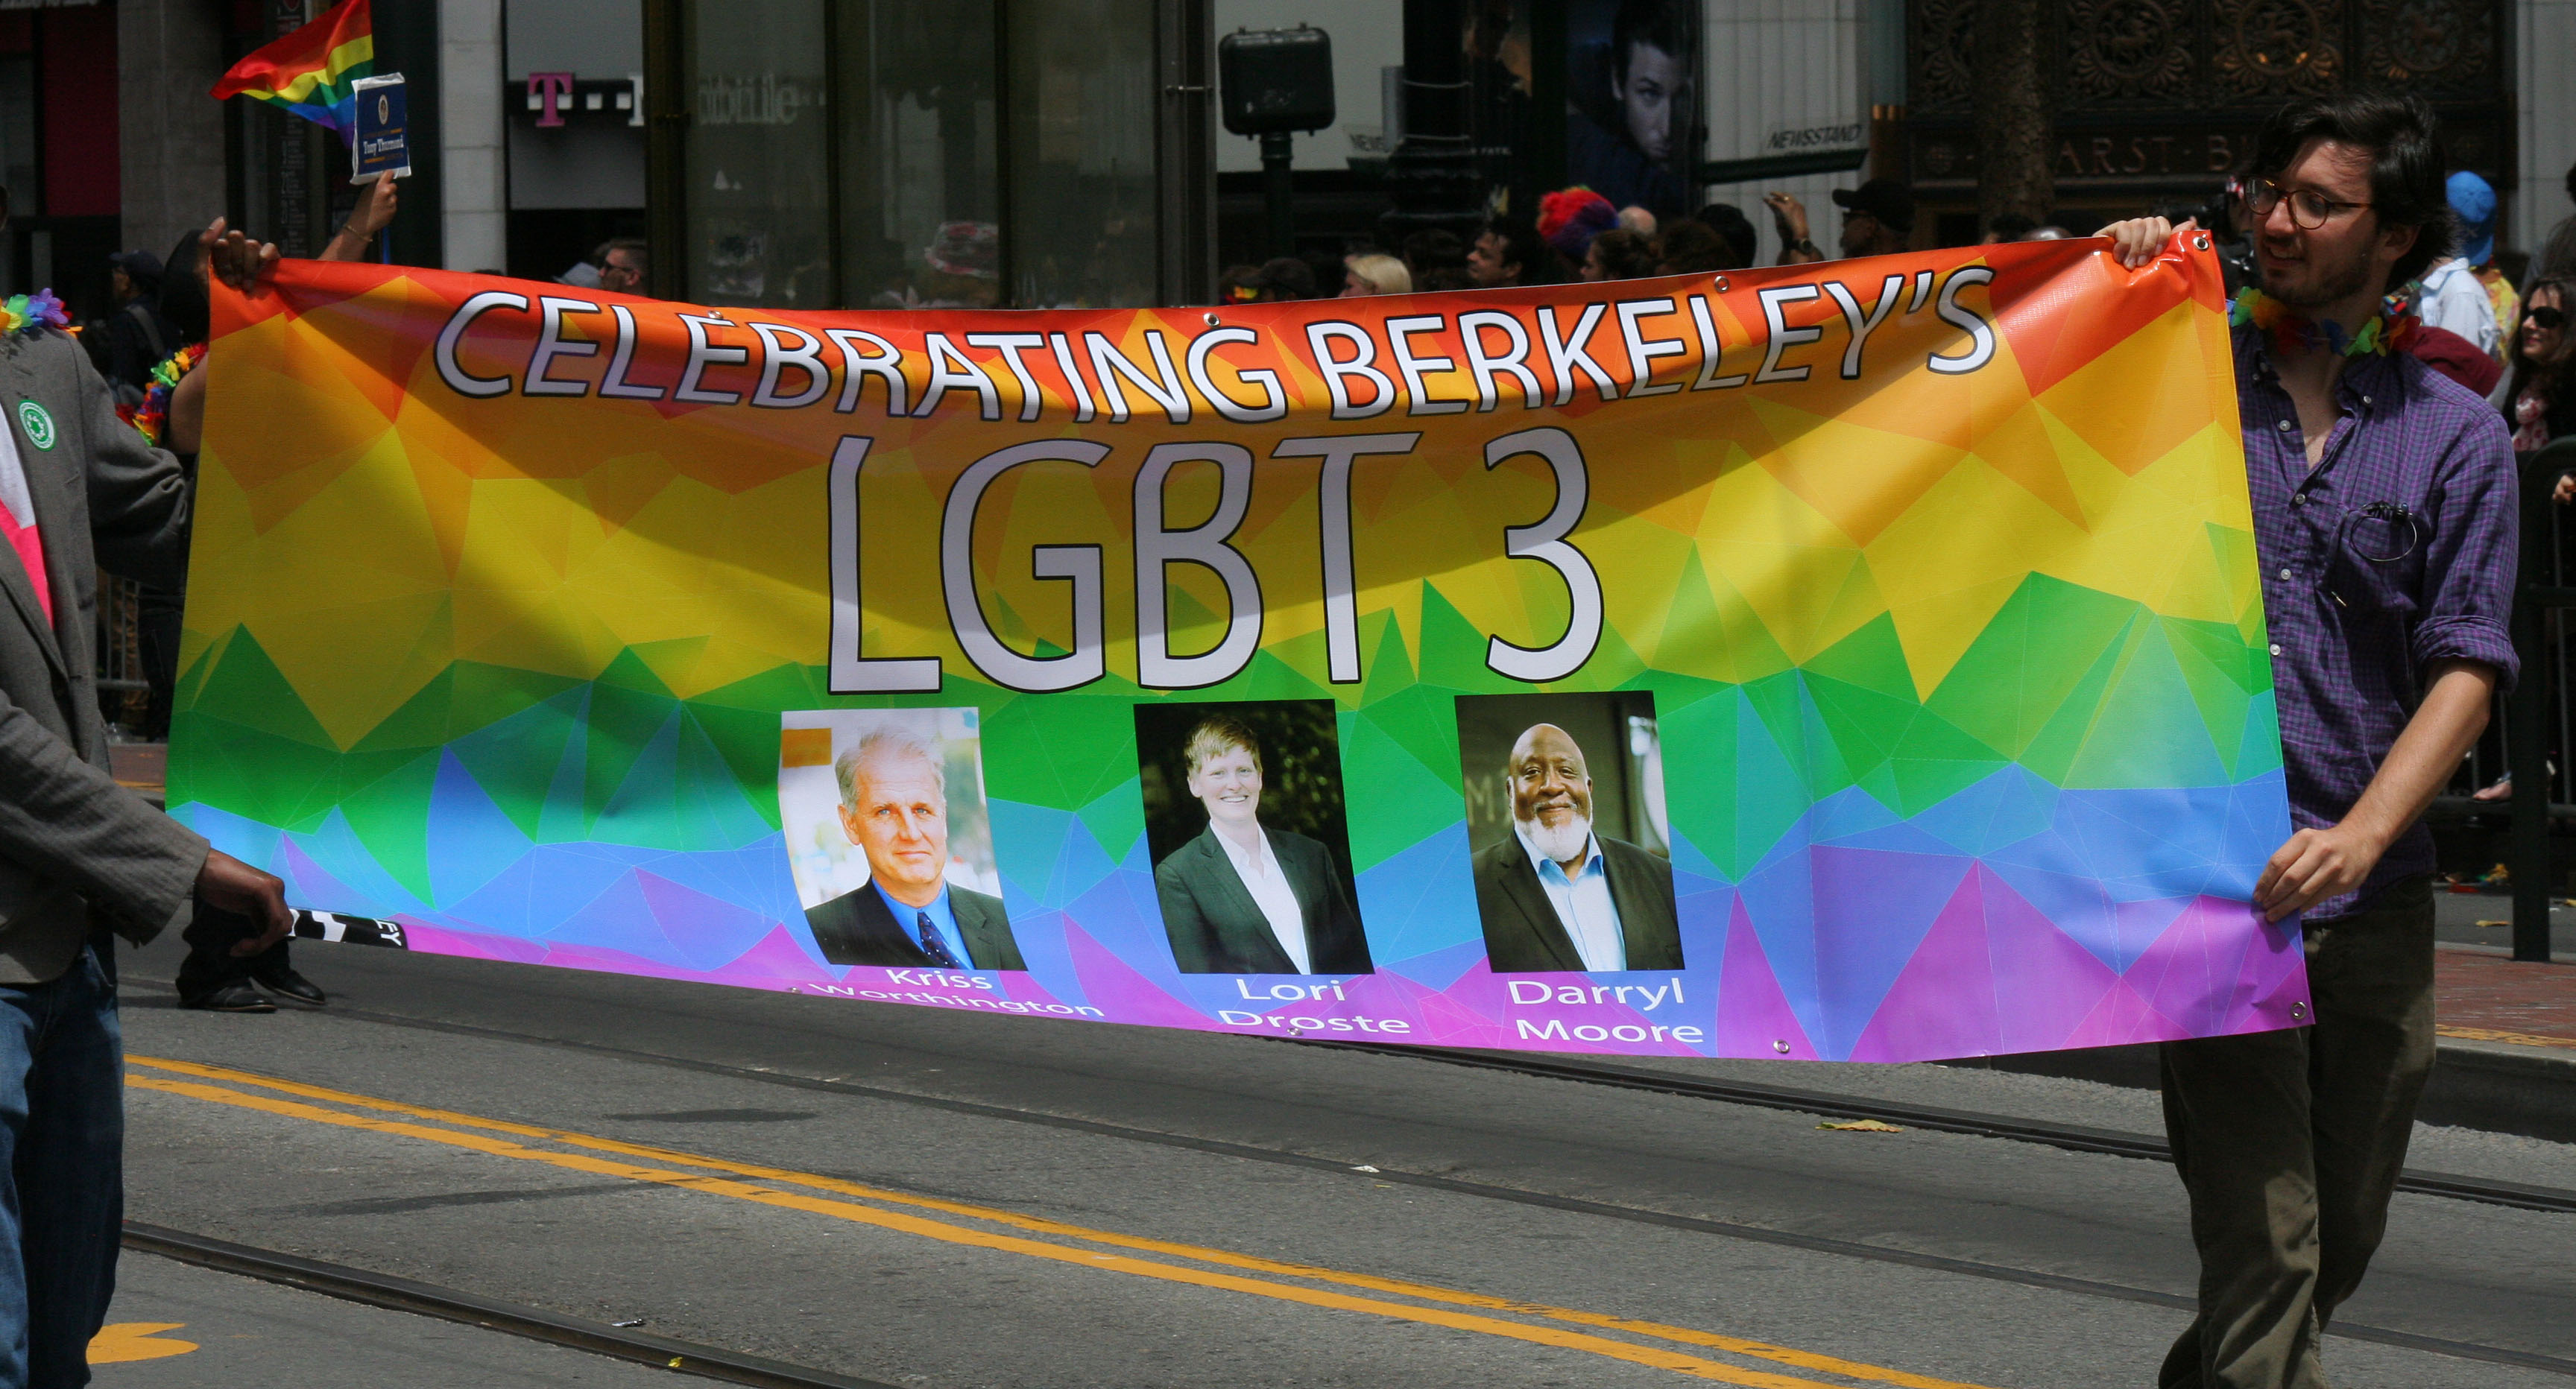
[1830,178,1915,257]
[1762,177,1914,264]
[101,250,180,405]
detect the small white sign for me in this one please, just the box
[1764,120,1869,154]
[352,73,413,182]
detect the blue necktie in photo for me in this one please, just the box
[915,910,963,969]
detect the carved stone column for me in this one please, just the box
[1972,0,2053,230]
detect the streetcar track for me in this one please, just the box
[121,1222,900,1389]
[124,978,2576,1215]
[1289,1040,2576,1215]
[131,1062,1978,1389]
[139,993,2576,1378]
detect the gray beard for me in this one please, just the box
[1520,813,1592,866]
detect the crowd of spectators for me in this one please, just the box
[1216,161,2563,461]
[1212,186,1768,306]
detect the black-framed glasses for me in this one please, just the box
[2246,177,2373,230]
[2529,306,2568,331]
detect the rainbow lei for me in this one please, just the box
[0,289,67,339]
[118,342,206,449]
[2229,285,2419,358]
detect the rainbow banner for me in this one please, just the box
[180,238,2304,1061]
[210,0,374,140]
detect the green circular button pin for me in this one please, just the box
[16,400,54,451]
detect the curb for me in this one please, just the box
[1964,1035,2576,1143]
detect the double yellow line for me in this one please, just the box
[127,1054,1998,1389]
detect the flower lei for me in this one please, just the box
[2230,285,2420,358]
[118,342,206,449]
[0,288,66,340]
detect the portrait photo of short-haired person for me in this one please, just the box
[1456,692,1682,972]
[1134,700,1374,975]
[1565,0,1698,221]
[777,709,1025,971]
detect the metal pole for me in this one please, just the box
[1261,131,1295,257]
[1155,0,1216,307]
[1379,0,1482,244]
[2511,451,2560,962]
[643,0,689,300]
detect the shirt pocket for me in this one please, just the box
[2323,504,2425,624]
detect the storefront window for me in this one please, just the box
[836,0,1001,309]
[0,57,34,210]
[1006,0,1158,308]
[677,0,1178,308]
[683,0,830,308]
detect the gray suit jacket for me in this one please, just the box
[1471,833,1682,972]
[0,328,206,982]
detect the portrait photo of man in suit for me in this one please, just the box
[792,718,1026,972]
[1139,706,1374,975]
[1461,699,1683,973]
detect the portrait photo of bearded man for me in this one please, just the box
[1465,714,1682,973]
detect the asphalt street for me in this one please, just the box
[95,1256,672,1388]
[101,930,2576,1389]
[2432,890,2576,956]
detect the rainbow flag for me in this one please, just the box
[210,0,373,142]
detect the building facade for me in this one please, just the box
[1902,0,2516,245]
[89,0,2576,310]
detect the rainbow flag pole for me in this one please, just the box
[210,0,375,142]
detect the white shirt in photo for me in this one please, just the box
[1518,826,1627,972]
[1215,829,1311,973]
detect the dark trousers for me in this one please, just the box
[0,944,124,1388]
[133,586,183,743]
[2156,876,2437,1389]
[174,900,293,1002]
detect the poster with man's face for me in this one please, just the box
[1456,692,1682,974]
[779,708,1023,972]
[1565,0,1700,222]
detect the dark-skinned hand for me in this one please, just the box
[199,218,281,293]
[196,848,294,956]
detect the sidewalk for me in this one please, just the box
[2437,946,2576,1051]
[109,741,165,808]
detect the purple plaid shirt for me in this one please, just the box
[2234,323,2519,920]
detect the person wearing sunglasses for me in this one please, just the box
[2507,278,2576,457]
[2103,93,2516,1389]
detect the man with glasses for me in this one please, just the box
[595,238,650,297]
[2105,92,2515,1389]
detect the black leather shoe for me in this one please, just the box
[251,966,326,1007]
[179,982,274,1013]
